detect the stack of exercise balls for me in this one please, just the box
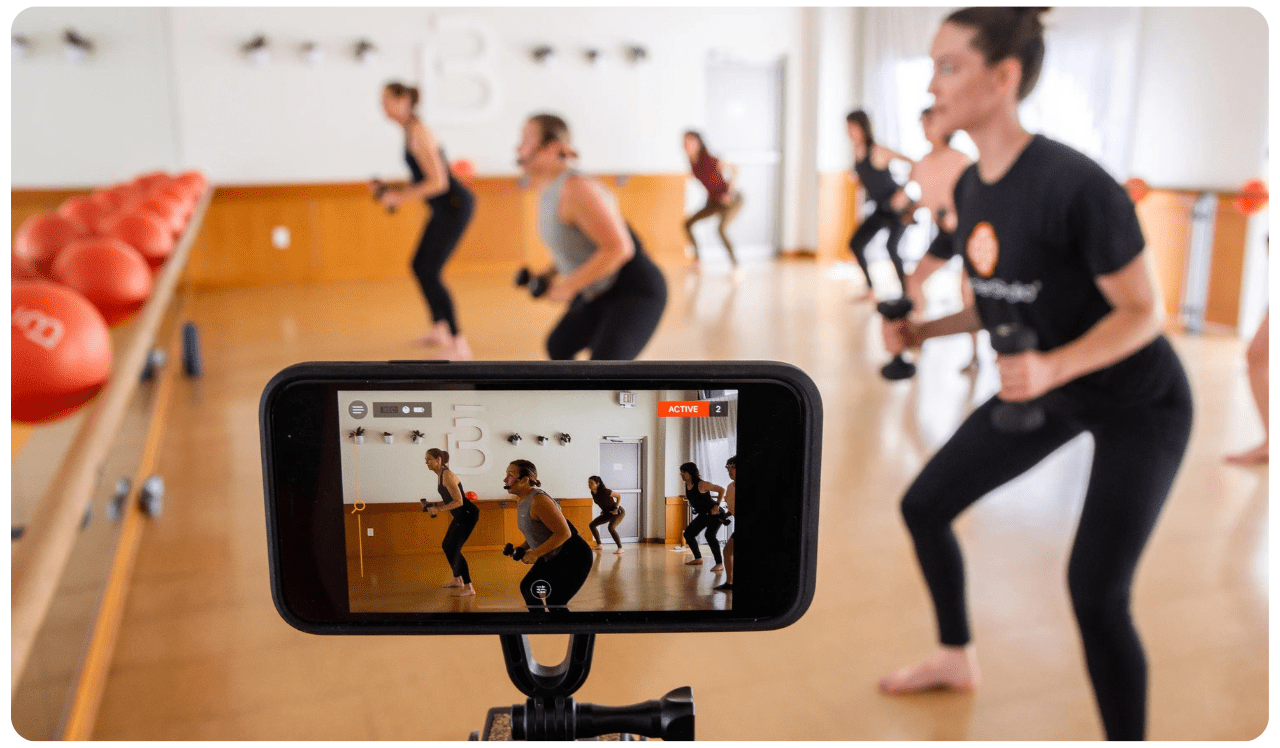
[11,170,207,424]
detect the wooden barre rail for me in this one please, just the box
[10,187,214,693]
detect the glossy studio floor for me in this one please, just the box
[77,254,1266,741]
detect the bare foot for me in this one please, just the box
[451,585,476,597]
[451,335,473,361]
[592,544,603,552]
[711,564,725,572]
[685,558,703,566]
[879,647,981,694]
[1225,442,1269,465]
[413,322,452,347]
[432,335,472,361]
[614,548,625,555]
[442,578,464,589]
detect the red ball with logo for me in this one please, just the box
[12,281,113,423]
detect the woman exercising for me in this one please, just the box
[846,110,916,300]
[515,114,668,360]
[901,106,980,371]
[712,455,737,592]
[679,462,726,572]
[682,131,744,270]
[376,81,474,359]
[419,448,478,596]
[879,9,1193,741]
[503,459,593,610]
[586,475,626,554]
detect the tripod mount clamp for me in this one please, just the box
[496,634,695,741]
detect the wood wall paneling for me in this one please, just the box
[1204,194,1249,329]
[344,499,599,560]
[665,495,686,544]
[1133,190,1195,325]
[817,171,860,264]
[184,191,317,286]
[167,175,688,288]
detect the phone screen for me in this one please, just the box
[336,388,739,614]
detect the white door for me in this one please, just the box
[700,58,785,262]
[598,440,643,542]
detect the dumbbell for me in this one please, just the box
[514,267,551,298]
[876,297,917,380]
[714,508,733,526]
[371,179,396,214]
[420,498,443,515]
[503,543,528,562]
[989,322,1046,433]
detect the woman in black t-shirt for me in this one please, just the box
[878,9,1193,741]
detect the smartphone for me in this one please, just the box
[260,361,821,635]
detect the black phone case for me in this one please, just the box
[260,360,822,636]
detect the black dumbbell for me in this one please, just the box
[372,179,396,214]
[876,297,917,380]
[514,268,551,298]
[420,498,443,515]
[714,508,733,526]
[503,542,527,562]
[989,322,1046,433]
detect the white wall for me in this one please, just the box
[1128,7,1269,190]
[12,6,810,247]
[11,7,180,187]
[815,6,858,173]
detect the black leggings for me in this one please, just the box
[900,372,1192,740]
[520,534,594,610]
[441,506,479,585]
[683,514,723,565]
[589,509,625,548]
[412,191,475,336]
[848,208,907,294]
[547,246,668,361]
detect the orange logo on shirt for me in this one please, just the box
[966,222,999,278]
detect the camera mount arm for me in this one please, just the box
[496,634,695,740]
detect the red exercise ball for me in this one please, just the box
[14,213,87,276]
[450,159,476,179]
[132,171,170,192]
[58,195,110,235]
[1123,177,1150,205]
[153,185,195,219]
[1235,178,1269,217]
[51,238,153,326]
[174,170,207,193]
[134,196,186,235]
[102,211,175,268]
[12,251,41,280]
[11,281,113,423]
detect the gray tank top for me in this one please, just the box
[538,169,620,301]
[517,489,563,559]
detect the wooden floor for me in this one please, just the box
[349,544,728,613]
[87,256,1267,740]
